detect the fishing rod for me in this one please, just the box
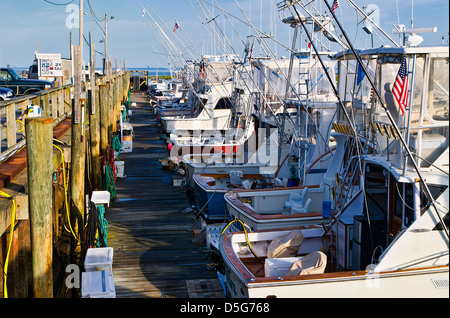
[233,0,340,164]
[144,3,229,106]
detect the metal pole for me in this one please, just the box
[105,13,109,81]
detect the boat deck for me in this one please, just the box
[106,92,223,298]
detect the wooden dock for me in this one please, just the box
[107,92,223,298]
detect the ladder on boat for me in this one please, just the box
[334,137,362,211]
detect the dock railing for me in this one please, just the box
[0,71,130,164]
[0,85,72,162]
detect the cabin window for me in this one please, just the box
[364,163,388,219]
[393,183,415,227]
[214,97,233,110]
[393,183,447,228]
[433,213,449,231]
[427,57,449,122]
[420,184,448,216]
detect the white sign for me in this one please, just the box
[37,53,63,77]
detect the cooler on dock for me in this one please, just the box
[121,122,133,153]
[84,247,114,273]
[81,270,116,298]
[115,161,125,178]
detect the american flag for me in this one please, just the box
[392,56,409,116]
[173,22,179,32]
[331,0,339,13]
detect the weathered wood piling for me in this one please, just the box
[25,116,54,298]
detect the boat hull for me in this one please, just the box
[223,260,449,298]
[220,231,449,298]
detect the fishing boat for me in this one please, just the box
[183,152,281,188]
[160,55,236,135]
[220,202,448,298]
[219,8,449,297]
[193,172,278,221]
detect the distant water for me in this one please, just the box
[128,67,172,77]
[10,66,173,78]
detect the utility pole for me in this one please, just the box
[79,0,83,82]
[69,0,86,267]
[104,13,109,81]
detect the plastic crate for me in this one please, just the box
[84,247,113,272]
[81,270,116,298]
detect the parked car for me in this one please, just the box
[0,87,14,100]
[0,68,53,95]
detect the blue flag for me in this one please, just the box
[356,63,365,85]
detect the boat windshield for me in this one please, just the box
[336,51,449,169]
[426,57,449,122]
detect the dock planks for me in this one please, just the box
[106,93,221,298]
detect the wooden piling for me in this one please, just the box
[70,45,86,270]
[25,117,54,298]
[108,81,114,144]
[89,88,102,190]
[70,44,86,219]
[99,84,109,155]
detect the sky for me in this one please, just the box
[0,0,448,69]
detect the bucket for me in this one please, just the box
[27,105,41,118]
[115,161,125,178]
[322,200,331,219]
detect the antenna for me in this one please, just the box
[392,24,438,47]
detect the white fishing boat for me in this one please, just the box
[182,124,287,187]
[220,202,448,298]
[160,81,234,134]
[160,55,237,134]
[219,1,449,296]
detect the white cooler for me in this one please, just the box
[84,247,114,272]
[82,270,116,298]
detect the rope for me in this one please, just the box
[96,205,108,247]
[0,191,16,298]
[102,147,117,199]
[53,144,81,242]
[220,218,263,263]
[104,165,116,200]
[112,135,122,159]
